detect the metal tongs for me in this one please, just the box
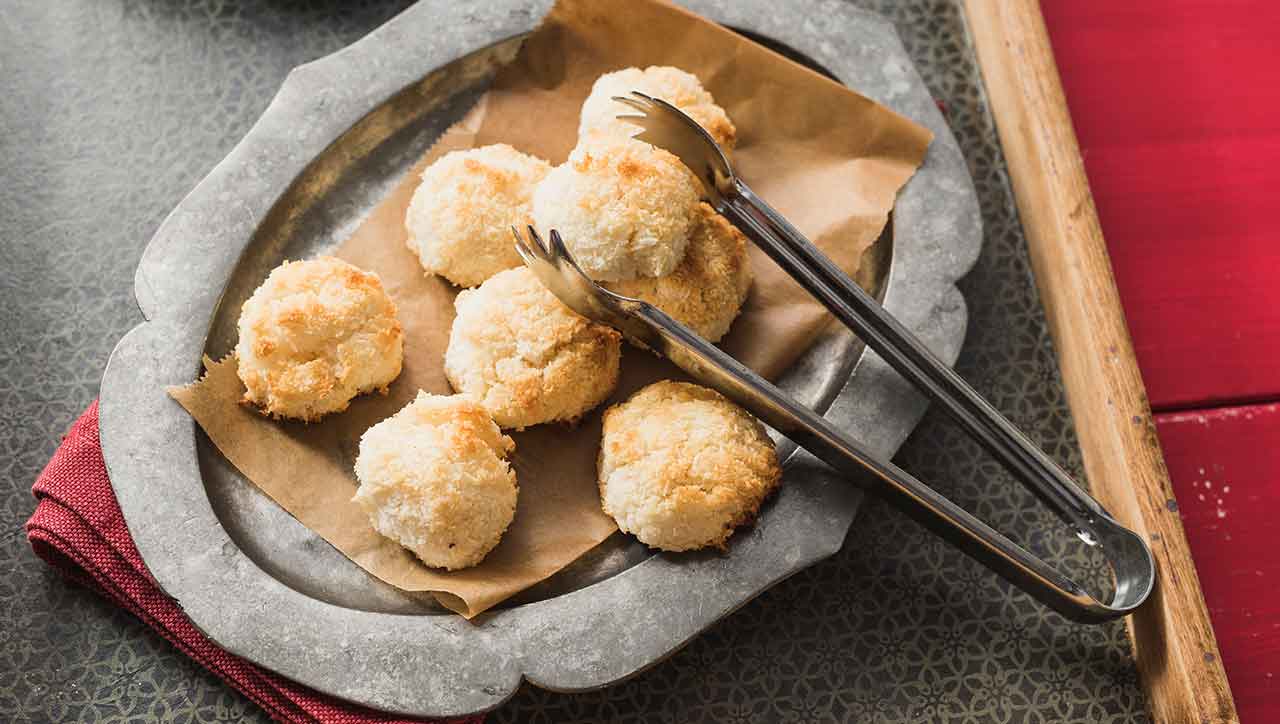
[513,92,1155,623]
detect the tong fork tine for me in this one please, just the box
[611,94,653,113]
[612,92,737,199]
[513,226,661,346]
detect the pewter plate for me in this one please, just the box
[99,0,980,717]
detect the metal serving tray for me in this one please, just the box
[99,0,980,716]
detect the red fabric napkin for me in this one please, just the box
[25,401,482,724]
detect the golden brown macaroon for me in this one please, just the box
[235,257,403,421]
[405,144,551,287]
[598,381,781,552]
[444,266,623,429]
[604,203,752,343]
[578,66,736,149]
[532,133,701,282]
[353,392,518,570]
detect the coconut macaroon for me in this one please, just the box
[445,266,623,429]
[405,144,551,288]
[353,392,518,570]
[579,66,736,149]
[598,381,781,552]
[605,203,752,343]
[235,257,403,421]
[532,133,701,282]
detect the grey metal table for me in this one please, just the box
[0,1,1147,721]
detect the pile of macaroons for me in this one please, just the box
[234,67,780,571]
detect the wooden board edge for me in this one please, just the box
[960,2,1239,722]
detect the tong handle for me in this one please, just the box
[639,299,1148,623]
[706,182,1154,622]
[728,183,1102,531]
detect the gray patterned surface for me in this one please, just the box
[0,1,1147,722]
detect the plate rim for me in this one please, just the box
[99,0,982,716]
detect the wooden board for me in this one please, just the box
[1155,404,1280,722]
[1040,1,1280,411]
[962,2,1239,722]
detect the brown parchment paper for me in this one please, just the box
[170,0,932,619]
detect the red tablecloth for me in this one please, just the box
[25,401,479,724]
